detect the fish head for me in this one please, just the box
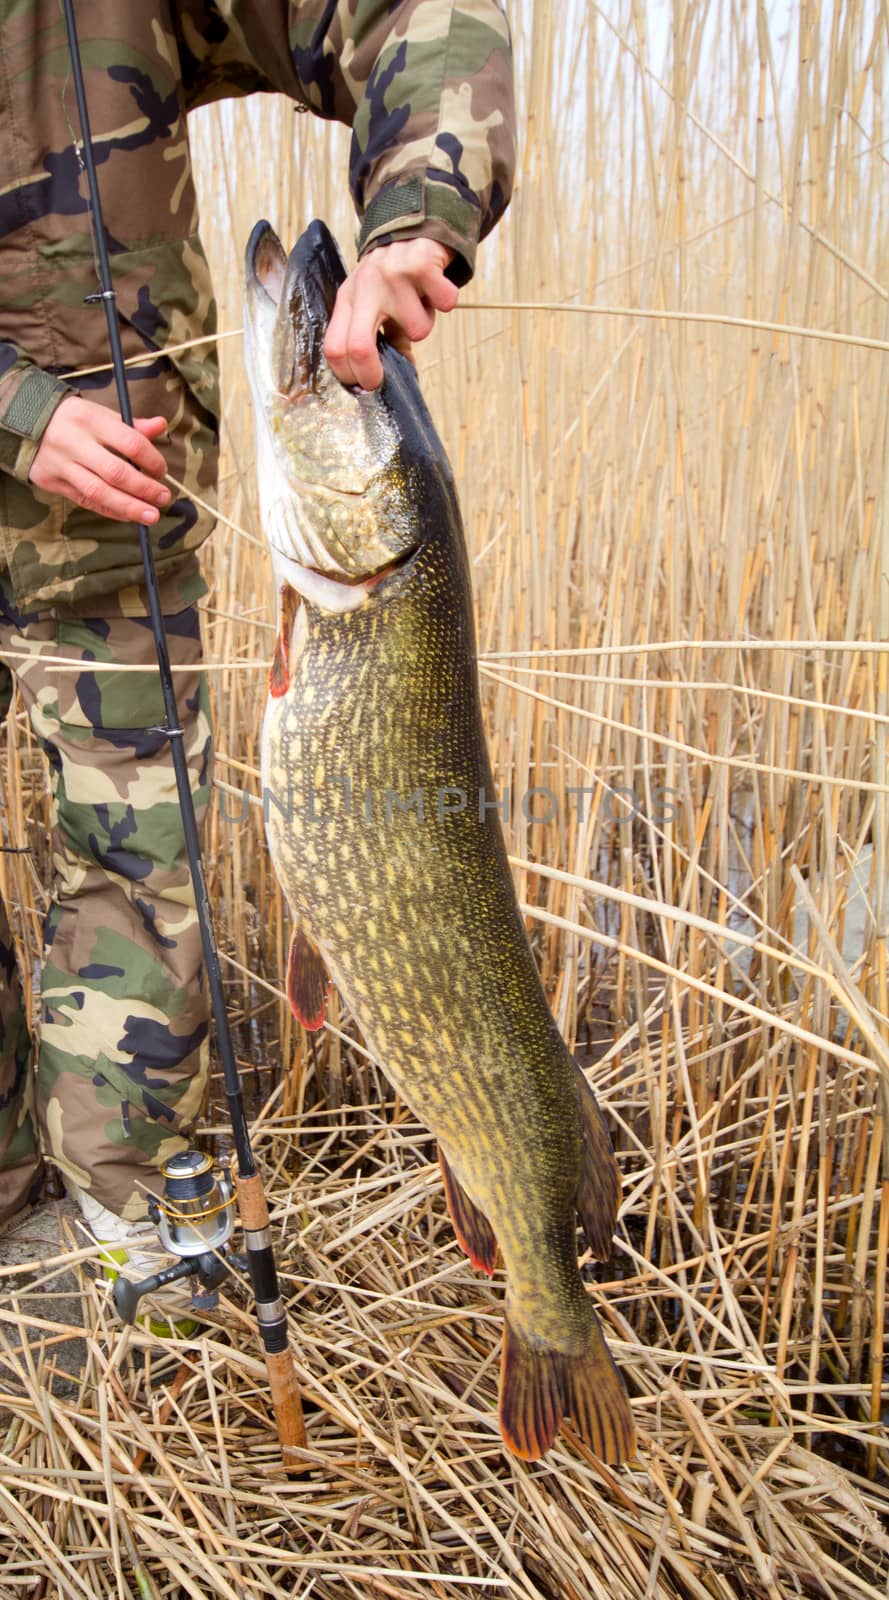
[244,219,437,593]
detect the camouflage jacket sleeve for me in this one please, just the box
[177,1,516,286]
[0,343,72,484]
[291,0,516,286]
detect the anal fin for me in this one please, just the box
[573,1062,621,1261]
[439,1147,498,1275]
[286,925,330,1031]
[269,583,299,698]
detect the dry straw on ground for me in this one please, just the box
[1,2,887,1595]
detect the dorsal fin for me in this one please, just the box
[573,1062,621,1261]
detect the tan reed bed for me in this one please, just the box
[1,1,888,1592]
[0,1095,888,1600]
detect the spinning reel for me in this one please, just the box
[112,1150,238,1325]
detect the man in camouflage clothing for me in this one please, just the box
[0,2,515,1243]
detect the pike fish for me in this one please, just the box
[244,219,635,1464]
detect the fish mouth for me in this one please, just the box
[245,218,426,585]
[247,220,287,305]
[245,218,347,397]
[283,219,348,392]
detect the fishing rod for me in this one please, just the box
[60,0,305,1468]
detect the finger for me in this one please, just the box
[79,442,172,511]
[92,411,169,479]
[327,289,383,390]
[371,238,459,314]
[64,461,164,525]
[401,250,459,315]
[132,415,169,442]
[419,270,459,315]
[325,246,455,389]
[323,280,357,381]
[341,312,383,390]
[383,281,437,345]
[341,279,435,390]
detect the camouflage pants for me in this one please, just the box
[0,566,212,1226]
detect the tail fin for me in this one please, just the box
[499,1312,635,1464]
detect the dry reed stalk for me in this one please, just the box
[4,1159,887,1599]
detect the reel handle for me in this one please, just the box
[112,1255,196,1325]
[111,1250,231,1325]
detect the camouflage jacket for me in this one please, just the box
[0,0,514,611]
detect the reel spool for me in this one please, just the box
[112,1150,238,1326]
[151,1150,236,1255]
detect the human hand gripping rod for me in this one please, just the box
[61,0,306,1466]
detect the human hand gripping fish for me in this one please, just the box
[243,220,636,1465]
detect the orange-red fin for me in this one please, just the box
[438,1147,498,1275]
[573,1062,621,1261]
[499,1314,636,1465]
[269,583,298,698]
[286,925,329,1031]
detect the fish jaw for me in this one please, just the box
[244,219,424,584]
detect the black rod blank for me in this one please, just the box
[60,0,305,1458]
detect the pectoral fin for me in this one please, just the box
[439,1147,498,1275]
[286,925,330,1031]
[573,1062,621,1261]
[269,583,299,698]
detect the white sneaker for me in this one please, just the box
[67,1184,199,1335]
[69,1185,161,1275]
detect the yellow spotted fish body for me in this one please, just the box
[245,220,635,1464]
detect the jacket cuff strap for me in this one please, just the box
[357,178,481,287]
[0,370,71,482]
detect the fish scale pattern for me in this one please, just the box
[263,474,633,1459]
[250,218,633,1461]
